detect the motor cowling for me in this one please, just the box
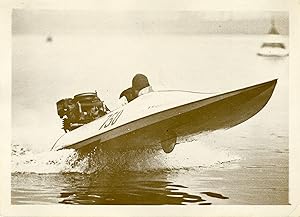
[56,98,73,118]
[56,92,108,132]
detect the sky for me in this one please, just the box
[12,10,289,35]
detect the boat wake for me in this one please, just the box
[11,131,240,174]
[12,144,89,174]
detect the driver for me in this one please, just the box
[119,73,153,104]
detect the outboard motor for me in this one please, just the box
[56,92,108,132]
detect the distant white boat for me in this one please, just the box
[257,20,288,57]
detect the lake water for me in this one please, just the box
[11,34,288,205]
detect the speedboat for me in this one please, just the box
[51,79,277,153]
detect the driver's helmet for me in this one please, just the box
[132,74,150,92]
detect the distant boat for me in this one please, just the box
[257,20,288,57]
[46,36,53,43]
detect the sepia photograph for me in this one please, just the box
[9,9,290,207]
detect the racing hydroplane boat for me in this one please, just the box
[52,79,277,153]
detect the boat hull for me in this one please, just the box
[257,47,289,57]
[53,79,277,152]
